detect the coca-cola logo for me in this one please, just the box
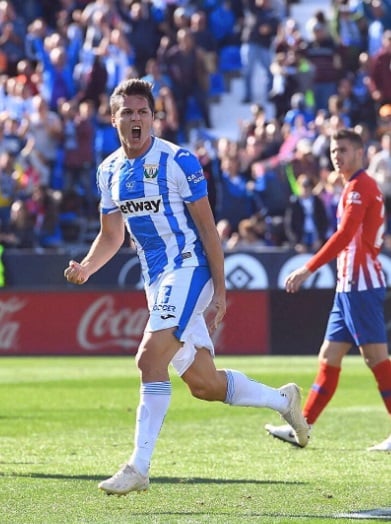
[77,296,148,351]
[78,295,225,354]
[0,297,26,351]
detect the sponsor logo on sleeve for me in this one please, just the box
[346,191,362,205]
[186,171,205,184]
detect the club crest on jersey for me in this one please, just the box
[143,164,158,179]
[346,191,362,205]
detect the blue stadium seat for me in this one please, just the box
[185,96,203,125]
[218,45,242,90]
[219,45,242,74]
[208,71,226,100]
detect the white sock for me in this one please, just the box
[224,369,288,412]
[129,381,171,476]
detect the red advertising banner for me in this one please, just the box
[0,290,269,356]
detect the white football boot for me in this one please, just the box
[98,464,149,495]
[367,435,391,451]
[267,383,310,448]
[265,423,311,448]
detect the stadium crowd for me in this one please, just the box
[1,0,391,251]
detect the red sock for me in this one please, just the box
[371,359,391,414]
[303,362,341,425]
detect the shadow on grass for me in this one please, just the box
[2,473,389,521]
[120,512,391,521]
[0,472,305,485]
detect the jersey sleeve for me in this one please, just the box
[306,177,368,273]
[97,164,119,215]
[173,148,208,203]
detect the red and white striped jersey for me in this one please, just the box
[306,169,386,292]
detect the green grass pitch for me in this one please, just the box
[0,355,390,524]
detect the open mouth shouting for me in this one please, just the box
[113,94,154,157]
[131,126,142,140]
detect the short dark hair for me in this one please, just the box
[110,79,155,115]
[331,128,363,148]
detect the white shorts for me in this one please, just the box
[145,266,215,375]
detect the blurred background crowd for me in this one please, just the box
[0,0,391,253]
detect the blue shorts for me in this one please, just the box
[324,288,387,347]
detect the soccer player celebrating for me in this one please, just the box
[63,79,309,495]
[265,128,391,451]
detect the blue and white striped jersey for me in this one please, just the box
[97,136,210,285]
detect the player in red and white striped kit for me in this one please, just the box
[265,128,391,451]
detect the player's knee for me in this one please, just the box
[186,376,221,401]
[189,382,214,401]
[135,349,154,375]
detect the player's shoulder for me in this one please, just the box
[97,148,123,175]
[153,136,194,158]
[349,170,383,202]
[154,137,201,173]
[351,170,379,190]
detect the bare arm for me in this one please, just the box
[187,196,226,332]
[64,211,125,284]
